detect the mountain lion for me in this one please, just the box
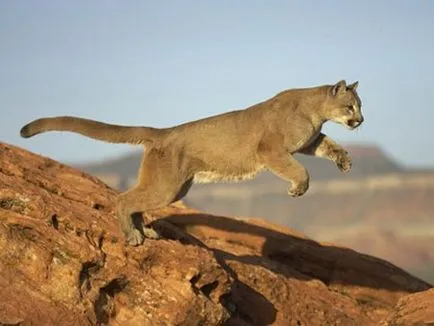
[20,79,364,246]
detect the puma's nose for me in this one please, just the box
[348,119,362,128]
[352,120,361,128]
[353,116,364,127]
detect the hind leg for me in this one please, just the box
[116,178,193,246]
[116,188,163,246]
[116,149,192,246]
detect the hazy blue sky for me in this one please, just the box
[1,1,434,167]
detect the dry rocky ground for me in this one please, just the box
[0,142,433,325]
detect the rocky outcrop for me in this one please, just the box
[0,143,432,325]
[383,289,434,325]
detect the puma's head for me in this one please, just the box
[324,80,364,130]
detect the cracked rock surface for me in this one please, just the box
[0,142,432,326]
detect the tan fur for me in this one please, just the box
[20,79,364,246]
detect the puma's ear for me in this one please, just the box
[348,81,359,91]
[331,80,347,96]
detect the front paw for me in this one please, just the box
[288,181,309,197]
[336,151,352,173]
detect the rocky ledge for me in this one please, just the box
[0,143,432,325]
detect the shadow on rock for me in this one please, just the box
[151,212,432,292]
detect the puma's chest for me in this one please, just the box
[193,165,264,184]
[294,129,321,152]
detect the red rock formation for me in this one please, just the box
[0,143,432,325]
[383,289,434,325]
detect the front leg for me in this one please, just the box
[300,133,352,173]
[258,148,310,197]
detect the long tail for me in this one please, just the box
[20,116,163,145]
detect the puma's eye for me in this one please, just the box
[347,105,355,113]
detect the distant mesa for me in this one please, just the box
[346,144,390,157]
